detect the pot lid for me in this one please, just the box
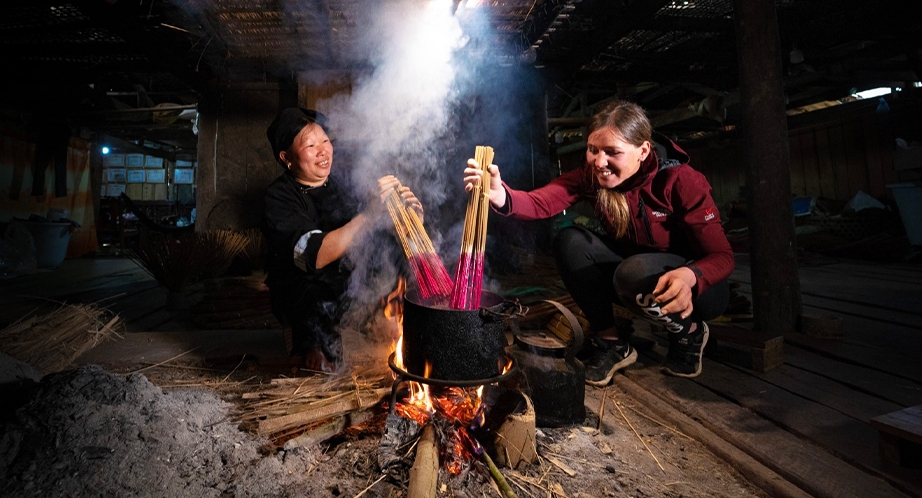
[514,329,567,355]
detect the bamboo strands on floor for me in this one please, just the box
[451,146,493,310]
[385,180,453,303]
[0,303,121,373]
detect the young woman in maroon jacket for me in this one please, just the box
[463,100,734,384]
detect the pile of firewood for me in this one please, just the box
[0,303,121,373]
[235,365,392,445]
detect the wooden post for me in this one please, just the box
[195,103,217,233]
[732,0,802,335]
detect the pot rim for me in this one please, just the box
[405,289,505,310]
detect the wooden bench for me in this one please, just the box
[869,405,922,469]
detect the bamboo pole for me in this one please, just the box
[408,425,439,498]
[483,450,518,498]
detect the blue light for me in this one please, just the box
[101,146,110,155]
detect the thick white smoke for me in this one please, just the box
[321,0,464,196]
[318,0,474,344]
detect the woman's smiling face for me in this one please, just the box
[281,123,333,186]
[586,127,651,189]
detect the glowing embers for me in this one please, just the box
[393,383,486,475]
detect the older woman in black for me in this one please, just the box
[262,107,420,372]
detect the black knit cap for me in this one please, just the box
[266,107,328,166]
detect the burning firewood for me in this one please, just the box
[379,412,422,473]
[255,388,389,435]
[235,367,391,443]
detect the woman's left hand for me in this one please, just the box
[652,267,698,319]
[376,175,424,222]
[397,185,423,221]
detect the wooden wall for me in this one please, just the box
[689,97,922,208]
[195,75,357,232]
[196,83,286,231]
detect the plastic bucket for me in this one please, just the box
[16,221,73,268]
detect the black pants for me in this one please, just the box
[554,226,729,336]
[268,280,346,363]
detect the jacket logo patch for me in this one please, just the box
[704,208,715,221]
[651,210,668,218]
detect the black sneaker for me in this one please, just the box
[584,339,638,386]
[663,322,709,378]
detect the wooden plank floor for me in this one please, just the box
[620,253,922,498]
[2,252,922,497]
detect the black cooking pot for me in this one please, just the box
[401,290,515,381]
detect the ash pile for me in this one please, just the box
[0,364,319,497]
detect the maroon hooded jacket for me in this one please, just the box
[497,134,734,294]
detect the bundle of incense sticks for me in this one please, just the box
[385,181,453,303]
[450,145,493,310]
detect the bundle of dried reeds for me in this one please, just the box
[126,230,250,292]
[196,230,251,280]
[385,180,453,303]
[236,228,267,271]
[235,365,391,442]
[451,145,494,310]
[127,233,209,292]
[0,303,121,374]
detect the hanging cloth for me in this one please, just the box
[31,122,71,197]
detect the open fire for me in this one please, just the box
[392,337,491,475]
[382,277,513,476]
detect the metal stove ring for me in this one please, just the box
[386,352,518,414]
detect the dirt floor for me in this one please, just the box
[0,328,772,498]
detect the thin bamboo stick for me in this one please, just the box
[451,145,495,309]
[385,180,452,301]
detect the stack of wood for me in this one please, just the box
[518,295,590,341]
[0,303,120,373]
[235,365,392,445]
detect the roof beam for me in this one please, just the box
[69,0,215,89]
[545,0,673,73]
[637,15,733,33]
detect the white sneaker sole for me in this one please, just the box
[662,324,709,378]
[586,348,638,387]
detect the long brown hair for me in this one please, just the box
[590,100,652,238]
